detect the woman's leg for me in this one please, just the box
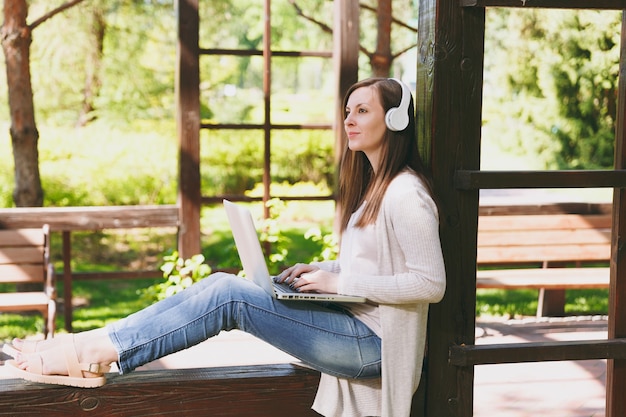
[108,272,381,379]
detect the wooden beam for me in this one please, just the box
[449,339,626,366]
[0,364,320,417]
[0,205,179,230]
[455,170,626,190]
[176,0,202,258]
[461,0,626,9]
[607,11,626,417]
[333,0,359,185]
[417,0,485,415]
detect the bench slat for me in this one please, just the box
[0,247,45,264]
[477,229,610,246]
[477,244,610,264]
[476,267,609,289]
[478,214,612,231]
[0,292,50,311]
[0,264,45,283]
[0,229,45,246]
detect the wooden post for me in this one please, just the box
[333,0,359,151]
[332,0,359,232]
[416,0,485,415]
[176,0,201,258]
[62,231,72,332]
[607,11,626,417]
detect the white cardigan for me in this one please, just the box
[311,171,447,417]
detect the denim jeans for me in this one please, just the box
[108,272,381,379]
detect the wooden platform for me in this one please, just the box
[0,364,320,417]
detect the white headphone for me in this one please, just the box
[384,78,412,132]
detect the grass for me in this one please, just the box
[476,288,609,318]
[0,278,159,343]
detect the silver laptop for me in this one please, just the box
[223,199,366,303]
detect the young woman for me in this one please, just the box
[5,77,446,417]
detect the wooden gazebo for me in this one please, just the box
[175,1,626,416]
[1,1,624,416]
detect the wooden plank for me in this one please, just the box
[0,247,44,264]
[0,229,45,245]
[0,292,50,310]
[478,214,612,231]
[0,205,179,231]
[456,170,626,190]
[477,244,610,263]
[0,265,44,283]
[477,229,611,246]
[461,0,626,9]
[476,267,610,289]
[479,202,612,216]
[0,364,320,417]
[449,339,626,366]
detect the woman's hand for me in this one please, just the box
[277,263,339,294]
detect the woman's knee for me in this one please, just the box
[207,273,254,297]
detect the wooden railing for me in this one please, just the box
[0,205,180,331]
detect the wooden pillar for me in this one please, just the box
[416,0,485,416]
[176,0,201,258]
[332,0,359,175]
[331,0,359,232]
[606,11,626,417]
[62,231,72,332]
[262,0,272,218]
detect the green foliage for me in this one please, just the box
[483,9,621,170]
[141,252,212,303]
[304,227,339,262]
[258,199,292,271]
[199,129,335,197]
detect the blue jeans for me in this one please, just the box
[108,272,381,379]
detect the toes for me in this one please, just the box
[11,338,24,349]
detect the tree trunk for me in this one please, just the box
[372,0,393,77]
[76,5,105,127]
[2,0,43,207]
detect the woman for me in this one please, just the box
[5,77,446,417]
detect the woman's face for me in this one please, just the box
[344,86,387,169]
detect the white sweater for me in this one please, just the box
[311,171,447,417]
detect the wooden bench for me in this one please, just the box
[476,209,611,316]
[0,225,56,338]
[0,363,321,416]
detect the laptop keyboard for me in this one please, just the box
[272,278,298,294]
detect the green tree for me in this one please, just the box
[2,0,87,207]
[483,9,621,170]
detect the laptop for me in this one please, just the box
[223,199,366,303]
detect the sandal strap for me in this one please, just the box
[64,335,111,378]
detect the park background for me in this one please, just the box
[0,0,619,339]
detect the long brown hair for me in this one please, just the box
[337,77,434,232]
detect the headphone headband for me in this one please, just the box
[385,78,411,131]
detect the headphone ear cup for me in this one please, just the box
[385,107,409,132]
[385,78,411,131]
